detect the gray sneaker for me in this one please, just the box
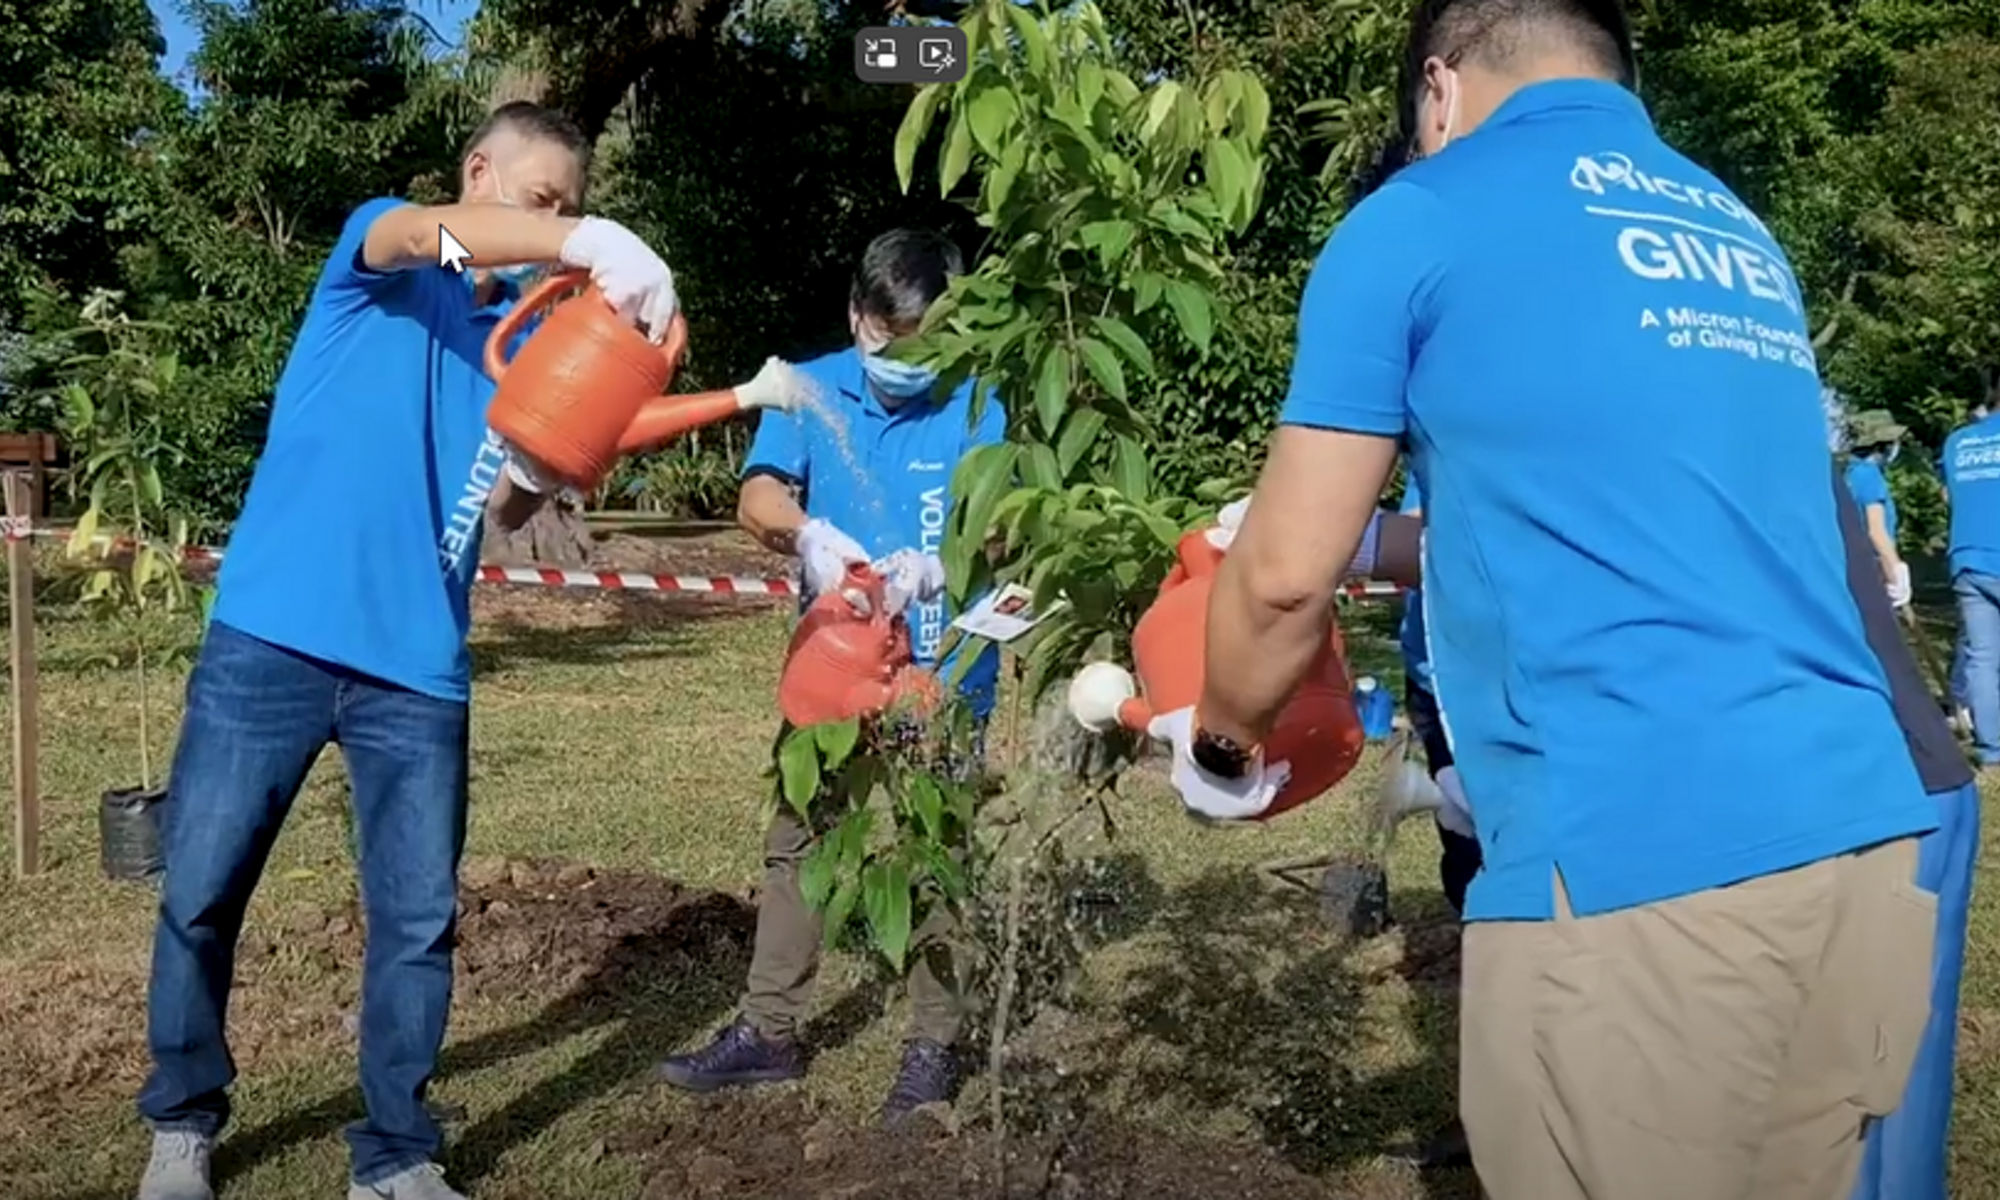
[138,1130,215,1200]
[347,1162,466,1200]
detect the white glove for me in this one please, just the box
[1434,765,1478,840]
[501,440,559,495]
[798,518,870,599]
[1889,561,1912,610]
[558,217,678,344]
[1204,497,1252,550]
[736,357,811,414]
[874,548,946,616]
[1145,706,1293,822]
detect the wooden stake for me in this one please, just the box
[5,472,39,877]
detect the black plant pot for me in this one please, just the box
[1319,856,1393,942]
[101,785,168,883]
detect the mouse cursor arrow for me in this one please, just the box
[438,225,472,274]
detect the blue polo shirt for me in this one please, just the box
[1397,476,1430,694]
[1844,457,1899,543]
[1943,414,2000,580]
[744,349,1005,716]
[213,197,515,702]
[1279,79,1933,921]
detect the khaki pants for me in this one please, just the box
[1461,837,1937,1200]
[740,806,965,1046]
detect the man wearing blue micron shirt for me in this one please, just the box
[137,103,683,1200]
[1156,2,1939,1197]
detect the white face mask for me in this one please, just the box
[1425,67,1462,157]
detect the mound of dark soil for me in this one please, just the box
[237,857,756,1009]
[619,1094,1357,1200]
[456,857,757,1003]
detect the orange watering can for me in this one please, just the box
[777,563,943,728]
[485,271,781,491]
[1067,526,1366,820]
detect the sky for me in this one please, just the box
[147,0,484,90]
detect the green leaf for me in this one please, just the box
[1035,346,1070,437]
[1075,337,1127,401]
[814,718,861,770]
[1089,315,1155,375]
[62,383,93,428]
[1077,219,1136,268]
[1112,435,1150,500]
[940,106,975,197]
[1021,442,1061,489]
[1006,3,1050,74]
[141,463,163,509]
[800,840,838,909]
[1163,281,1214,355]
[1132,272,1165,314]
[67,505,100,559]
[967,87,1017,158]
[822,875,862,950]
[1237,74,1271,147]
[895,85,946,194]
[920,842,968,901]
[1077,60,1106,117]
[1206,138,1246,227]
[1143,81,1182,141]
[947,442,1021,592]
[906,774,945,839]
[1056,408,1106,476]
[777,729,821,818]
[862,859,913,971]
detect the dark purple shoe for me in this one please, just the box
[880,1038,959,1125]
[654,1018,805,1093]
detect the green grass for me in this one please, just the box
[0,583,1994,1199]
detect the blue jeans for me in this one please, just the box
[138,621,469,1185]
[1851,781,1982,1200]
[1954,571,2000,763]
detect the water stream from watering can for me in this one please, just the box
[786,375,895,553]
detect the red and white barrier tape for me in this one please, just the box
[1,519,1404,600]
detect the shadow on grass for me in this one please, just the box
[205,887,904,1190]
[1094,865,1470,1196]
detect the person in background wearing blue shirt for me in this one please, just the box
[1844,408,1912,611]
[1158,1,1940,1195]
[656,229,1003,1124]
[137,103,683,1200]
[1942,402,2000,765]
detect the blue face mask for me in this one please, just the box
[862,351,938,402]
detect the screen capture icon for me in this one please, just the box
[854,27,967,84]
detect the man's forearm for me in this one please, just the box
[1198,426,1398,744]
[739,476,807,556]
[364,203,580,274]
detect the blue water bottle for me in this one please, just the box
[1353,676,1395,741]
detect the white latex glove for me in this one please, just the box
[1889,561,1913,610]
[558,217,679,343]
[735,357,810,414]
[1434,765,1478,840]
[797,518,870,599]
[874,548,946,617]
[1145,706,1293,822]
[1204,497,1252,550]
[501,440,559,495]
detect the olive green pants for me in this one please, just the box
[739,806,966,1045]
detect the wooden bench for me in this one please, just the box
[0,433,63,518]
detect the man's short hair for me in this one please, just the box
[1404,0,1637,100]
[460,101,591,170]
[850,228,966,328]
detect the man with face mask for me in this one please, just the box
[136,102,682,1200]
[1844,408,1912,609]
[655,227,1003,1122]
[1160,1,1940,1196]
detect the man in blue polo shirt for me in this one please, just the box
[656,228,1002,1123]
[138,103,682,1200]
[1844,407,1912,610]
[1943,404,2000,764]
[1165,2,1938,1196]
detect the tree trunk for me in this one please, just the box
[482,496,595,568]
